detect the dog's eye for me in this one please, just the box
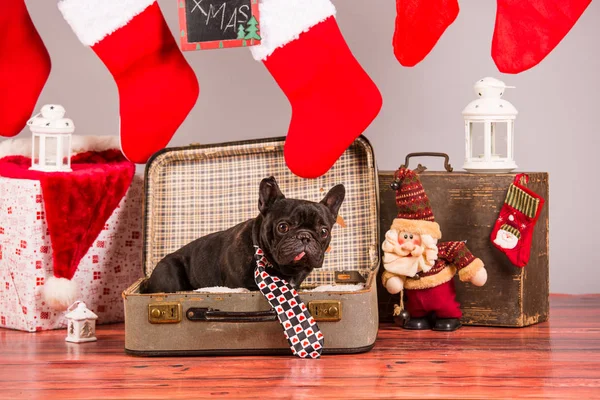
[409,234,413,239]
[403,234,408,239]
[320,228,329,238]
[277,223,289,233]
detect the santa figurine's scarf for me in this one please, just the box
[253,246,324,359]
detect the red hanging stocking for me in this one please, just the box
[58,0,199,163]
[0,0,51,137]
[250,0,382,179]
[392,0,459,67]
[490,174,545,267]
[492,0,592,74]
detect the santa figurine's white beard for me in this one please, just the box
[493,229,519,249]
[381,230,438,278]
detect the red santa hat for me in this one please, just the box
[44,146,134,310]
[390,167,441,239]
[0,135,134,310]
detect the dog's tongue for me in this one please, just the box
[294,252,306,262]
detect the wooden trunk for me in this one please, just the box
[378,168,549,327]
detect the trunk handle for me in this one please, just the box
[186,308,278,323]
[400,152,454,173]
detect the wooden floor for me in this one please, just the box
[1,295,599,399]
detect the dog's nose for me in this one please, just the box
[297,232,312,244]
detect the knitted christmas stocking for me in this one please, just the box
[251,0,382,179]
[0,0,51,137]
[490,174,545,267]
[58,0,199,163]
[392,0,459,67]
[492,0,592,74]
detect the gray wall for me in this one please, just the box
[5,1,599,293]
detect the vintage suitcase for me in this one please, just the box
[378,153,549,327]
[123,136,380,356]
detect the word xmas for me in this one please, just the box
[190,0,251,36]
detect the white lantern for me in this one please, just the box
[65,301,98,343]
[462,77,518,173]
[27,104,73,172]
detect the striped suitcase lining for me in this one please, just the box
[144,138,378,288]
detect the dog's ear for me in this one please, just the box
[258,176,285,215]
[320,184,345,217]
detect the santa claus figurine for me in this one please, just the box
[381,167,487,331]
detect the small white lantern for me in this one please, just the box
[462,77,518,173]
[65,301,98,343]
[27,104,73,172]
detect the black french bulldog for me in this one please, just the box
[140,177,345,293]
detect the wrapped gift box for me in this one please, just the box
[0,175,143,332]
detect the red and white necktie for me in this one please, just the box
[254,246,324,359]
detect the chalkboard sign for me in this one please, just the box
[179,0,261,51]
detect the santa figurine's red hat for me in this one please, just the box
[390,167,441,239]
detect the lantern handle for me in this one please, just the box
[399,152,453,173]
[26,113,42,126]
[514,173,529,186]
[67,301,82,312]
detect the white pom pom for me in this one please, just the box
[43,277,78,310]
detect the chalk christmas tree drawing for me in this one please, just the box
[244,16,261,42]
[237,24,246,40]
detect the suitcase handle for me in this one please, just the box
[400,152,454,173]
[186,307,278,323]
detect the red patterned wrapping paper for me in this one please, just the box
[0,176,143,332]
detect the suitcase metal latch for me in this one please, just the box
[148,303,182,324]
[308,301,342,322]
